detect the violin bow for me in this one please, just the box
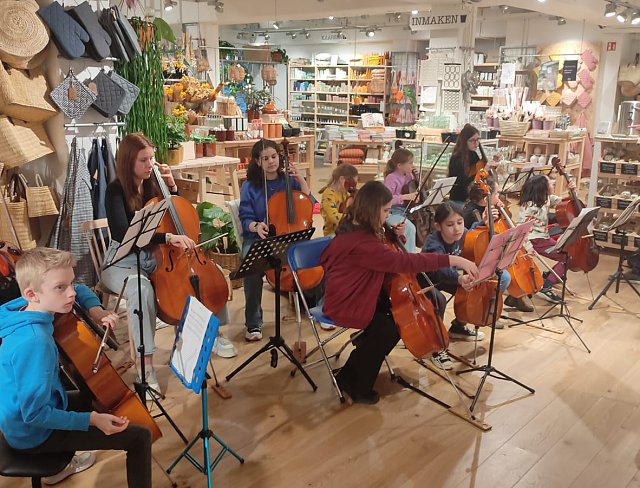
[92,280,128,373]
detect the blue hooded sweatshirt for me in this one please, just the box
[0,285,101,449]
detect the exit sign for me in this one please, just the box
[607,41,617,51]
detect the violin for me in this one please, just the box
[54,305,162,442]
[265,139,323,292]
[551,158,600,273]
[0,241,22,305]
[384,226,448,359]
[147,165,228,325]
[338,177,358,214]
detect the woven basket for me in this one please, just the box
[0,63,57,123]
[499,120,530,137]
[0,0,49,69]
[0,116,54,169]
[0,175,36,249]
[20,174,59,218]
[206,251,242,289]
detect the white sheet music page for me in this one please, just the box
[171,297,212,384]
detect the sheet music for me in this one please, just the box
[170,297,217,385]
[547,207,600,253]
[608,196,640,231]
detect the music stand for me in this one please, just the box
[515,207,600,353]
[456,222,536,412]
[225,228,317,390]
[167,296,243,487]
[589,196,640,309]
[501,163,546,195]
[103,199,188,443]
[408,176,457,215]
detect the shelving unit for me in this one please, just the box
[470,63,497,111]
[589,136,640,250]
[288,62,390,131]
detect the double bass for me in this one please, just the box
[54,305,162,442]
[265,139,323,292]
[384,226,449,359]
[551,158,600,273]
[147,165,228,325]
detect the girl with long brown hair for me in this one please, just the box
[320,181,477,404]
[319,163,359,236]
[448,124,482,205]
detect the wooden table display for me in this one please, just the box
[171,155,241,203]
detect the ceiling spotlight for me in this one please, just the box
[557,16,566,25]
[394,13,402,20]
[604,2,617,17]
[500,5,509,13]
[208,0,223,12]
[164,0,176,11]
[273,21,280,29]
[366,28,375,37]
[631,11,640,24]
[263,33,270,40]
[411,9,418,15]
[617,8,630,22]
[305,31,311,39]
[537,0,546,3]
[328,16,334,20]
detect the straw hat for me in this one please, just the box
[0,0,49,69]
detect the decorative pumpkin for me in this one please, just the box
[228,63,245,83]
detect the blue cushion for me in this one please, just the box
[310,305,335,326]
[287,237,332,272]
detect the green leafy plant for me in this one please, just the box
[243,88,273,111]
[196,202,239,254]
[402,86,417,109]
[271,48,289,64]
[202,135,216,143]
[190,133,206,144]
[166,114,187,149]
[219,39,238,60]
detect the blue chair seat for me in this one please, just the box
[309,306,336,326]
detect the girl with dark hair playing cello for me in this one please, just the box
[448,124,482,206]
[320,181,478,404]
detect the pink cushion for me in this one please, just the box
[581,49,598,71]
[578,68,594,90]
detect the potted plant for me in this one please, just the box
[242,88,273,121]
[165,114,187,165]
[203,135,217,156]
[219,39,238,60]
[196,202,242,287]
[191,134,206,158]
[271,48,289,64]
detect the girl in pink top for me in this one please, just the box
[383,148,418,251]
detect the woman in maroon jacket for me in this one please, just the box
[319,181,478,404]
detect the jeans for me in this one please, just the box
[21,392,152,488]
[387,207,417,252]
[242,237,264,329]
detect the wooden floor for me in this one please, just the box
[3,167,640,487]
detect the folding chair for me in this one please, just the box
[287,237,394,403]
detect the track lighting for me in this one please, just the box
[207,0,223,12]
[164,0,176,11]
[632,10,640,24]
[617,8,629,22]
[273,21,280,29]
[366,28,375,37]
[557,17,566,25]
[604,2,617,17]
[305,30,311,39]
[500,5,509,13]
[328,16,334,20]
[394,13,402,20]
[263,33,270,40]
[411,9,418,15]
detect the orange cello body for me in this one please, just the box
[147,168,228,325]
[384,231,448,359]
[54,306,162,442]
[453,226,504,326]
[265,140,323,292]
[551,158,600,273]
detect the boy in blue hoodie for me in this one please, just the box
[0,247,152,487]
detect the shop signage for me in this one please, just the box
[621,163,638,176]
[409,10,468,31]
[635,236,640,248]
[599,161,617,174]
[617,198,632,210]
[596,196,613,208]
[611,233,628,246]
[607,41,617,51]
[562,60,578,81]
[592,229,609,242]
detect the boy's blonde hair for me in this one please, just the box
[15,248,76,293]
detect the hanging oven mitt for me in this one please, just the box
[50,69,97,119]
[89,70,125,118]
[37,1,89,60]
[108,71,140,115]
[68,1,112,61]
[114,6,142,59]
[99,7,129,63]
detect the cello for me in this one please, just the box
[0,241,22,305]
[265,139,323,292]
[54,305,162,442]
[384,226,449,359]
[147,164,228,325]
[551,158,600,273]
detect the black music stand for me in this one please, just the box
[515,207,600,353]
[501,163,547,195]
[225,228,317,390]
[103,199,188,443]
[456,223,536,412]
[589,197,640,309]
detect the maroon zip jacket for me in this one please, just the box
[319,229,450,330]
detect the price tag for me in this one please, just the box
[634,236,640,248]
[599,162,617,174]
[611,233,628,246]
[592,230,609,242]
[595,196,612,208]
[616,199,632,210]
[621,163,638,176]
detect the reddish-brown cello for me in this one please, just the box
[384,226,449,359]
[54,305,162,442]
[265,139,323,292]
[147,165,228,325]
[551,157,600,273]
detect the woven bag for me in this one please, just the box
[50,69,97,119]
[20,174,59,218]
[0,63,57,123]
[0,0,49,69]
[0,174,36,249]
[0,116,54,169]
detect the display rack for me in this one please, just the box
[470,63,497,111]
[589,136,640,250]
[288,62,390,131]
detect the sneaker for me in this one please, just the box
[319,322,336,331]
[431,350,453,370]
[448,321,485,341]
[43,452,96,485]
[535,288,563,304]
[145,368,161,393]
[213,335,238,358]
[504,295,534,313]
[245,328,263,341]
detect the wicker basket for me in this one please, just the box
[499,120,530,137]
[0,64,57,123]
[206,251,242,289]
[0,116,54,169]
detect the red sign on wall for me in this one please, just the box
[607,41,617,51]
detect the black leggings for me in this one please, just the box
[21,392,152,488]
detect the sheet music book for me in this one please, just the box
[608,196,640,231]
[110,199,168,264]
[547,207,600,254]
[170,296,220,394]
